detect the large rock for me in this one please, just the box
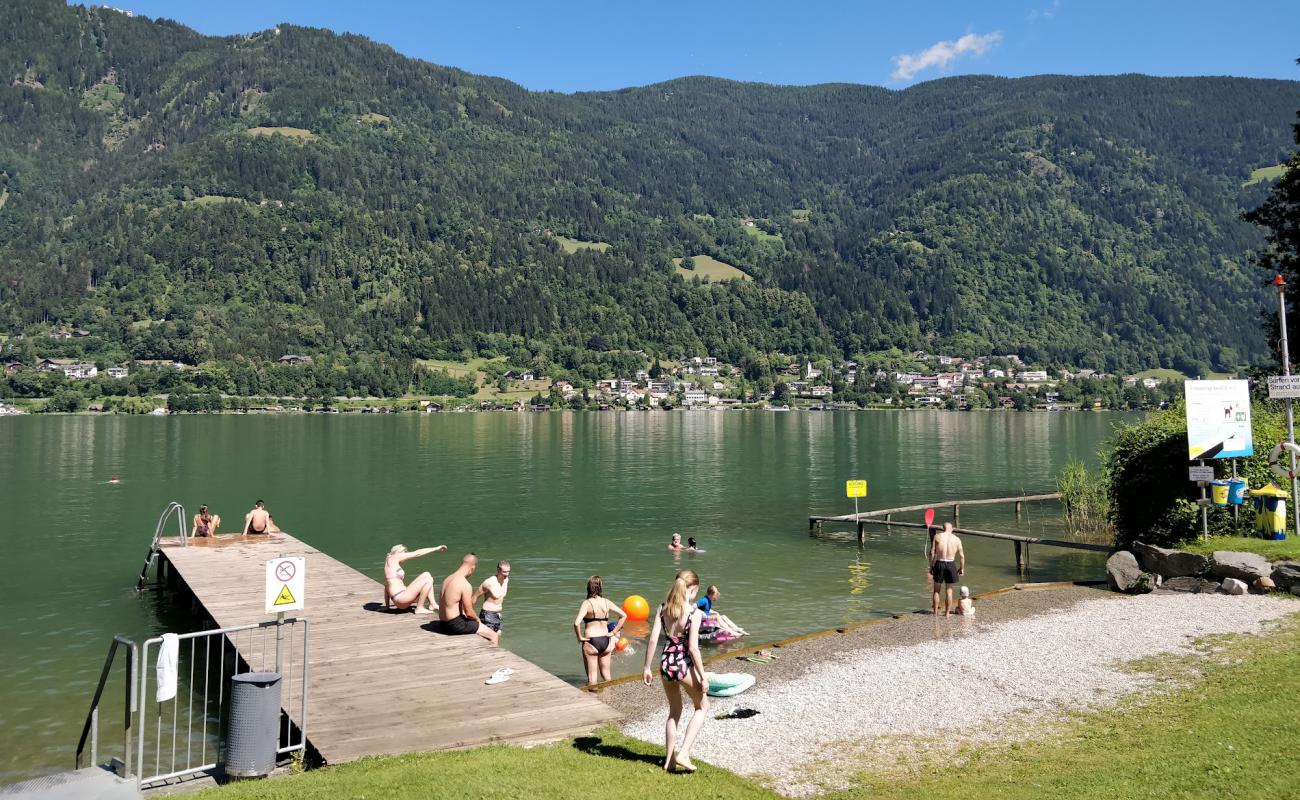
[1107,551,1154,594]
[1270,561,1300,593]
[1219,577,1248,595]
[1252,576,1277,593]
[1210,551,1273,583]
[1134,542,1209,578]
[1160,576,1220,594]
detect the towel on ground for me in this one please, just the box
[156,633,179,703]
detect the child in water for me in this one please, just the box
[687,537,704,553]
[956,586,975,616]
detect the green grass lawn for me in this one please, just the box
[185,195,246,207]
[1242,163,1287,187]
[415,356,505,382]
[245,126,318,141]
[674,255,752,283]
[791,208,811,222]
[195,612,1300,800]
[740,219,782,244]
[1182,535,1300,561]
[554,235,611,254]
[357,112,391,124]
[0,189,9,210]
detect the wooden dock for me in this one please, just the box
[156,533,617,765]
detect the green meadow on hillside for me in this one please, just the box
[674,255,752,283]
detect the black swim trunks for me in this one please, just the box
[931,559,960,585]
[440,614,480,635]
[481,610,503,632]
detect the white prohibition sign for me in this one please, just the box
[275,561,296,582]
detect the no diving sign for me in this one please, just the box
[265,557,305,614]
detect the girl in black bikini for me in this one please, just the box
[641,568,707,773]
[574,575,627,686]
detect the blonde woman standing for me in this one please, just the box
[641,568,707,773]
[383,544,446,613]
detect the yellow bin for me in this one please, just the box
[1210,480,1230,506]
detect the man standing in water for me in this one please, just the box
[928,523,965,616]
[474,560,510,637]
[437,553,499,644]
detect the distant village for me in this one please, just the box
[0,324,1184,414]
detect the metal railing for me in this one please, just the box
[135,618,309,789]
[75,635,138,777]
[137,501,186,590]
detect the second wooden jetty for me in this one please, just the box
[157,532,617,765]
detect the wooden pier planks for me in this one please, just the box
[156,533,617,765]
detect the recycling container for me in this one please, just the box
[1210,480,1230,507]
[1227,479,1247,505]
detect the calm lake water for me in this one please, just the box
[0,410,1130,783]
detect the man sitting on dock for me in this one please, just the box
[928,523,965,616]
[435,554,499,644]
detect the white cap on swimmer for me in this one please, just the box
[959,586,970,597]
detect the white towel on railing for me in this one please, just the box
[156,633,179,702]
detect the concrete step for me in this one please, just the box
[0,767,140,800]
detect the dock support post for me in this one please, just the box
[857,521,865,545]
[954,505,960,525]
[1014,541,1027,574]
[885,513,892,524]
[1015,501,1022,519]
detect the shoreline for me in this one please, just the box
[589,581,1108,706]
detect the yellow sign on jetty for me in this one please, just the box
[846,480,867,498]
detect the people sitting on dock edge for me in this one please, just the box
[242,500,277,535]
[697,584,747,636]
[642,568,707,773]
[192,505,220,538]
[928,523,966,616]
[384,544,446,614]
[474,560,510,635]
[956,585,975,616]
[575,575,628,685]
[434,553,499,644]
[687,537,704,553]
[668,532,685,551]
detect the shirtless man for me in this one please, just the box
[668,532,685,552]
[243,500,272,536]
[474,560,510,636]
[928,523,965,616]
[437,553,498,644]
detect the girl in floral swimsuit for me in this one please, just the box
[641,568,708,773]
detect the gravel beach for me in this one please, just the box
[610,587,1297,796]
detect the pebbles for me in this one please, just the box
[619,593,1296,795]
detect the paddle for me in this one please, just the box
[924,508,935,528]
[923,508,936,578]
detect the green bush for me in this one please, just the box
[1104,401,1286,549]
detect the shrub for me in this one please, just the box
[1104,401,1286,548]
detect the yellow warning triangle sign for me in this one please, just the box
[273,584,296,606]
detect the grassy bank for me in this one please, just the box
[1183,535,1300,562]
[196,610,1300,800]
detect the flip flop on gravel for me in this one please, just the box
[485,668,512,685]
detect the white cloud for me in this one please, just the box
[1029,0,1062,22]
[890,31,1003,81]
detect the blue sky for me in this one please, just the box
[98,1,1299,92]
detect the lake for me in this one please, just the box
[0,410,1130,782]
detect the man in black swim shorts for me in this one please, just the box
[928,523,966,617]
[435,553,499,644]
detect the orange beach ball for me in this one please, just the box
[622,594,650,621]
[615,637,630,652]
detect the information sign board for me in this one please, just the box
[265,557,305,614]
[1268,375,1300,399]
[1185,380,1253,460]
[845,480,867,498]
[1188,466,1215,483]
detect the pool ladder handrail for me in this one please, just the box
[135,501,186,590]
[74,634,138,780]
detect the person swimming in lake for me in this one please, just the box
[574,575,627,685]
[697,584,747,636]
[191,505,221,538]
[668,532,685,552]
[642,569,707,773]
[687,537,704,553]
[383,543,446,614]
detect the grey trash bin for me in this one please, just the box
[225,671,282,777]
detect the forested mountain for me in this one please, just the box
[1,0,1296,378]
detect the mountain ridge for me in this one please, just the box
[0,0,1296,378]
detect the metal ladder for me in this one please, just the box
[135,502,187,591]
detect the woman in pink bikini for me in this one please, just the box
[383,544,446,614]
[641,568,707,773]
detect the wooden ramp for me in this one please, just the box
[157,533,617,764]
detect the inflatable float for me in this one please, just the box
[705,672,756,697]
